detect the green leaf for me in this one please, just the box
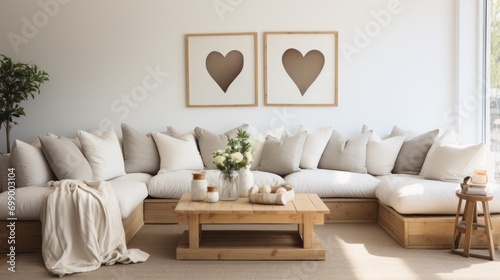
[0,54,49,149]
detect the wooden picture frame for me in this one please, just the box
[185,32,258,107]
[264,31,338,106]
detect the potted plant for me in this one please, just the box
[0,55,49,153]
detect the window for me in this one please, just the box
[489,0,500,176]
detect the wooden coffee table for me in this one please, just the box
[174,193,330,260]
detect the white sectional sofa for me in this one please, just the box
[1,123,500,252]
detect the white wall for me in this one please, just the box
[0,0,463,153]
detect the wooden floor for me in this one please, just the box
[177,230,326,260]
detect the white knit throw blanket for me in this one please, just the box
[40,180,149,277]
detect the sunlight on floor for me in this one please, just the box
[329,234,421,279]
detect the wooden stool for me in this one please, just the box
[451,190,495,260]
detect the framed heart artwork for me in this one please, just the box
[185,32,258,107]
[264,31,338,106]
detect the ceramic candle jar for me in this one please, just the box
[205,186,219,203]
[191,172,207,201]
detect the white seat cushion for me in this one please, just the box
[0,184,49,219]
[107,179,149,219]
[109,173,153,185]
[148,170,284,198]
[284,169,380,198]
[376,174,500,214]
[0,178,149,220]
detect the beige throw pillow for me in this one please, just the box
[318,130,372,173]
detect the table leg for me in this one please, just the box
[473,202,478,225]
[463,201,475,257]
[189,214,200,249]
[452,197,463,250]
[482,201,495,260]
[303,215,313,249]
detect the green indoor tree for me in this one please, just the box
[0,55,49,153]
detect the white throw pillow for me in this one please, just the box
[10,139,55,187]
[318,130,372,173]
[78,129,126,181]
[256,132,307,176]
[366,135,405,176]
[419,128,459,176]
[421,140,485,183]
[296,125,333,169]
[152,131,204,172]
[362,125,404,176]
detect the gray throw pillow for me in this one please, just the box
[10,139,55,188]
[391,128,439,175]
[39,135,93,180]
[194,124,248,169]
[121,123,160,175]
[256,132,307,176]
[318,130,372,173]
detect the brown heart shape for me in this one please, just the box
[282,48,325,96]
[205,50,244,93]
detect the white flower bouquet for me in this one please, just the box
[212,129,253,172]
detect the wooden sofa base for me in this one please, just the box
[378,203,500,249]
[3,197,500,252]
[0,201,144,253]
[144,197,379,224]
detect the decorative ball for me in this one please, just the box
[259,185,272,194]
[275,187,286,194]
[249,185,259,194]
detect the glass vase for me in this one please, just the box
[219,170,239,201]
